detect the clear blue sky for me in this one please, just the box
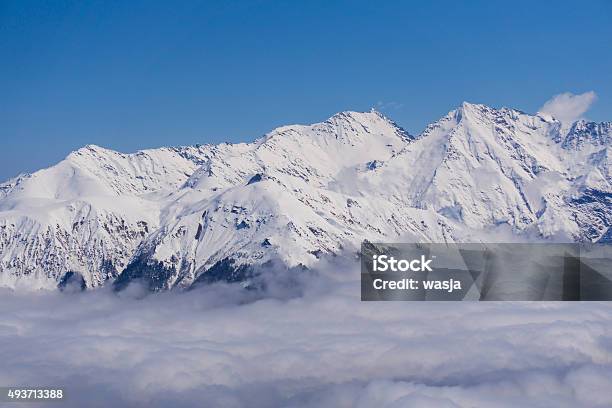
[1,0,611,181]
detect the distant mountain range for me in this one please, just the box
[1,103,610,290]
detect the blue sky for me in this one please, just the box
[1,0,611,181]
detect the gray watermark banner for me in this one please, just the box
[361,242,612,301]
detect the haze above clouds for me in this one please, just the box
[1,259,612,408]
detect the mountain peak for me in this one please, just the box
[67,144,116,160]
[260,109,413,146]
[446,101,490,123]
[328,109,384,123]
[326,109,413,142]
[453,102,538,127]
[457,101,507,116]
[460,101,484,110]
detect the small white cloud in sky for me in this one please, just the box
[376,101,404,111]
[539,91,598,124]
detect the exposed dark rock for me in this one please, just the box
[598,228,612,243]
[58,271,87,292]
[247,174,263,184]
[190,258,253,287]
[189,257,311,298]
[113,254,178,292]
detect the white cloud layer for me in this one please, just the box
[539,91,598,125]
[1,259,612,407]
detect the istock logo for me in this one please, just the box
[372,254,433,272]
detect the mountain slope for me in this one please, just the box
[0,145,212,288]
[0,106,610,290]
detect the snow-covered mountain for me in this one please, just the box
[1,104,611,290]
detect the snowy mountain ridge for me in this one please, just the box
[1,103,611,290]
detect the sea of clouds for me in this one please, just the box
[1,256,612,407]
